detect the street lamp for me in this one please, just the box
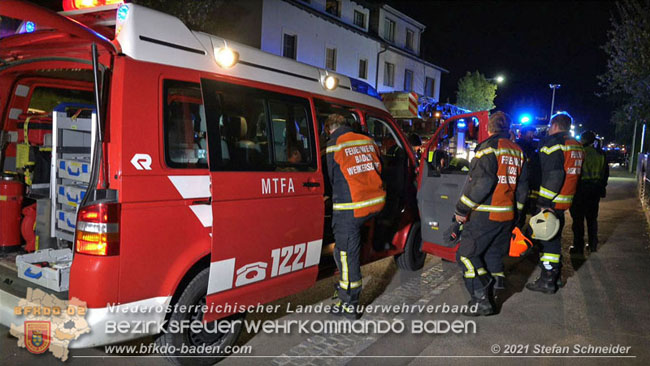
[489,75,505,84]
[549,84,561,122]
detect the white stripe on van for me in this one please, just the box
[189,204,213,228]
[207,258,235,295]
[168,175,211,199]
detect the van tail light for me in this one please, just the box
[75,203,120,256]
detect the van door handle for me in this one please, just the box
[192,198,212,205]
[303,182,320,188]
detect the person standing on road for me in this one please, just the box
[325,113,386,319]
[526,112,584,294]
[454,112,528,316]
[570,130,609,254]
[515,126,540,229]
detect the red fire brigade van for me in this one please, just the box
[0,1,426,363]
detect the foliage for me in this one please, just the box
[455,71,497,112]
[599,0,650,145]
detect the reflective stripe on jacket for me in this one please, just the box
[537,132,584,210]
[455,133,528,222]
[327,126,385,218]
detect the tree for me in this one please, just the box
[455,71,497,112]
[599,0,650,145]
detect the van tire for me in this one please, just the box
[395,221,426,271]
[156,267,244,366]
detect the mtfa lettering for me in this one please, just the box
[261,178,295,195]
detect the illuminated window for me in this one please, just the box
[326,0,341,17]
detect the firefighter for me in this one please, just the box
[454,112,528,316]
[325,113,385,319]
[570,130,608,254]
[516,126,541,229]
[526,112,584,294]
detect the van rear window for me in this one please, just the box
[163,80,208,169]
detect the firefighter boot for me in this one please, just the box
[493,275,506,290]
[463,277,496,316]
[330,301,361,320]
[526,268,559,294]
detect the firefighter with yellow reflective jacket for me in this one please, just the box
[526,112,584,294]
[454,112,528,316]
[325,114,385,319]
[570,130,608,254]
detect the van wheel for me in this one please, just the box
[156,267,244,366]
[395,222,426,271]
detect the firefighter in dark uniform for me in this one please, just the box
[570,130,608,254]
[526,112,584,294]
[454,112,528,316]
[325,114,385,319]
[516,126,541,229]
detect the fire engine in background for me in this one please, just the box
[0,0,426,363]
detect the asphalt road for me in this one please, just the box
[2,167,649,365]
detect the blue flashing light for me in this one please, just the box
[117,5,129,22]
[349,77,381,100]
[576,135,581,140]
[25,21,35,33]
[457,119,466,129]
[519,114,532,124]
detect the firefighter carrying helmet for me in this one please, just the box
[530,209,560,241]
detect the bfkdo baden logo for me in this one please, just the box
[25,321,51,354]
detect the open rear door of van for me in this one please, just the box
[417,111,489,261]
[200,78,324,321]
[0,0,117,63]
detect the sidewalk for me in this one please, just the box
[228,167,649,365]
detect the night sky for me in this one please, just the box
[389,1,616,139]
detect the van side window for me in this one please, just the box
[203,81,316,171]
[268,100,314,170]
[163,80,208,169]
[365,116,403,158]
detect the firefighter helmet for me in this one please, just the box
[510,226,533,257]
[530,209,560,241]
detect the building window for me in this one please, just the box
[283,34,297,60]
[326,0,341,17]
[425,77,435,97]
[354,10,366,28]
[406,29,414,51]
[404,69,413,91]
[358,59,368,79]
[325,47,337,71]
[383,62,395,87]
[384,18,395,42]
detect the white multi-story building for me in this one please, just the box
[217,0,445,101]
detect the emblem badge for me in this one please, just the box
[24,321,50,354]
